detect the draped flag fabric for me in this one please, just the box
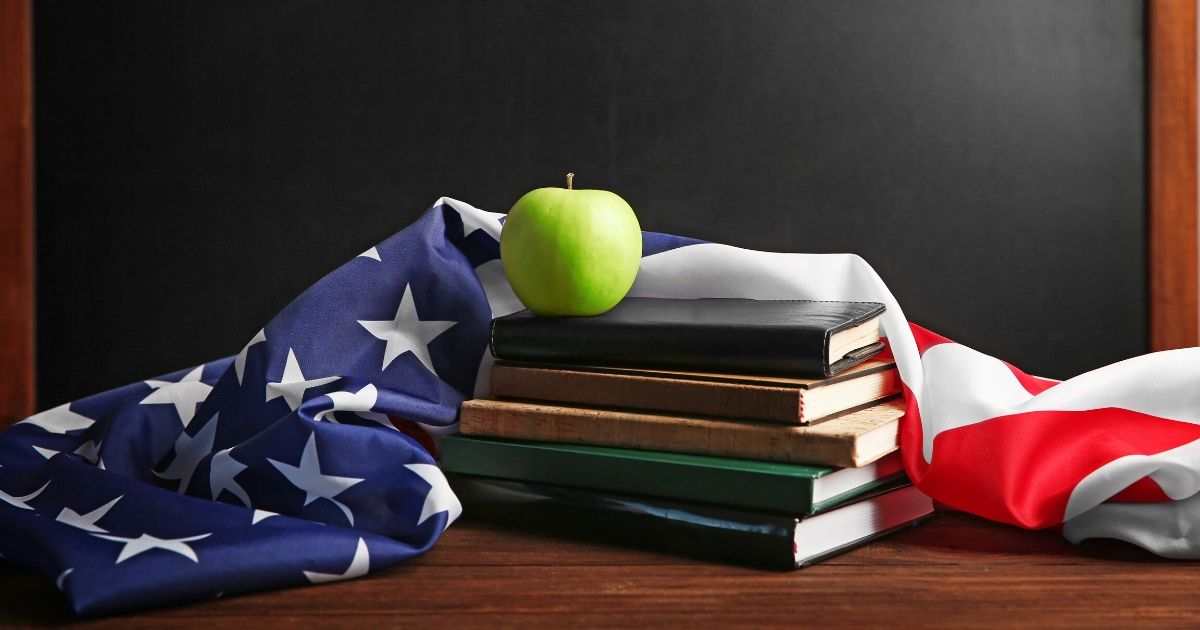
[2,198,1199,616]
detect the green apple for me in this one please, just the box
[501,175,642,316]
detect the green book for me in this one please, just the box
[440,434,906,515]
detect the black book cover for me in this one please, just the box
[489,298,885,378]
[447,473,932,569]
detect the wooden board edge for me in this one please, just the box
[0,0,35,425]
[1148,0,1200,350]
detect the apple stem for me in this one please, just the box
[566,172,574,190]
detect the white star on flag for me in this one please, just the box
[358,247,381,261]
[304,538,370,584]
[140,366,213,427]
[56,495,122,533]
[18,403,94,434]
[357,284,456,375]
[266,349,340,411]
[268,433,364,525]
[473,259,525,320]
[314,384,393,429]
[0,481,49,511]
[93,532,211,564]
[210,447,251,507]
[234,329,266,385]
[251,509,277,525]
[154,413,219,494]
[32,441,105,464]
[404,463,462,531]
[55,568,73,591]
[453,202,504,239]
[74,440,101,465]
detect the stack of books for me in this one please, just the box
[443,298,935,569]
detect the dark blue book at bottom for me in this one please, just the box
[447,474,935,569]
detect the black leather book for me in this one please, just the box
[447,473,934,569]
[489,298,886,377]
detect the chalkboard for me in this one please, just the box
[34,0,1145,406]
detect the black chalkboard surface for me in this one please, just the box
[34,0,1145,406]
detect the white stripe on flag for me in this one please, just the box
[1064,489,1200,558]
[1065,437,1200,521]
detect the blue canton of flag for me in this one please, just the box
[0,199,684,616]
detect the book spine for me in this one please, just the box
[490,364,804,424]
[441,436,816,514]
[449,474,797,569]
[459,400,861,468]
[490,317,831,377]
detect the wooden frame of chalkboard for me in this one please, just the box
[1148,0,1199,351]
[0,0,1196,421]
[1,0,35,422]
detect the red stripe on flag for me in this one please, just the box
[901,403,1200,529]
[388,415,439,459]
[1108,475,1173,504]
[908,323,1058,395]
[899,385,930,480]
[1001,361,1059,396]
[909,323,954,354]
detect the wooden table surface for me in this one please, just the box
[2,511,1199,628]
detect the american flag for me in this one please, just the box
[1,198,1197,615]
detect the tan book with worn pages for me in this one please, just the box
[491,359,900,425]
[458,398,904,468]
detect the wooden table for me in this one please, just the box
[1,511,1199,628]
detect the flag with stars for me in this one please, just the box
[0,198,501,615]
[4,197,1200,616]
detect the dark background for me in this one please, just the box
[34,0,1145,407]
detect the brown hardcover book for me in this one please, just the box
[490,359,900,425]
[458,398,904,468]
